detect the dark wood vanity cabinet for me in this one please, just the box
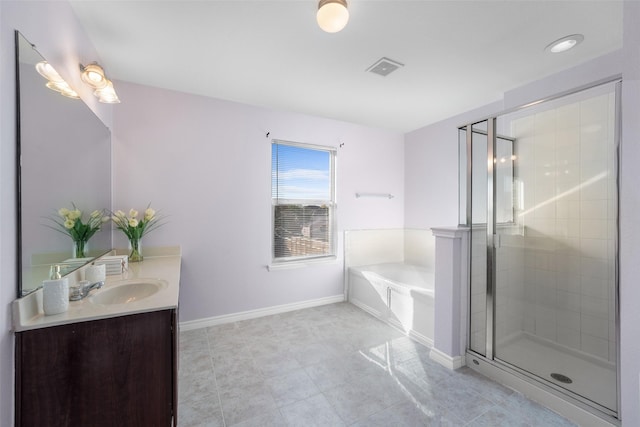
[15,309,178,427]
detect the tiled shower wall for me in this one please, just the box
[506,89,617,363]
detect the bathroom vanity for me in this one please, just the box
[13,248,181,427]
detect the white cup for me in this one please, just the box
[85,264,106,283]
[43,278,69,315]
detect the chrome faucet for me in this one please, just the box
[69,280,104,301]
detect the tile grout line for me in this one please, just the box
[461,403,499,426]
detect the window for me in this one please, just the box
[271,140,336,263]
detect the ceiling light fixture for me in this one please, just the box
[80,62,120,103]
[545,34,584,53]
[317,0,349,33]
[35,61,79,99]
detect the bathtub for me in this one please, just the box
[348,263,434,347]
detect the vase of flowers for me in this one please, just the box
[74,239,88,258]
[111,206,163,263]
[48,204,109,258]
[128,235,143,263]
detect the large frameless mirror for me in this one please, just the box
[16,31,112,297]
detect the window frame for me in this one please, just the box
[271,139,337,265]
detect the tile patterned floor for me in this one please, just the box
[178,302,576,426]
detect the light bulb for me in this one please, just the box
[95,80,120,104]
[317,0,349,33]
[35,61,64,82]
[81,63,108,89]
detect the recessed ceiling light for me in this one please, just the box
[545,34,584,53]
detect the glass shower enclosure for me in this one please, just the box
[460,81,619,418]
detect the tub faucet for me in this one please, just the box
[69,280,104,301]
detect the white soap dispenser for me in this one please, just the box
[42,277,69,315]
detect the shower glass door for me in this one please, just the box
[462,121,516,358]
[463,81,619,416]
[465,121,489,356]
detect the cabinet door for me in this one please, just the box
[16,310,174,427]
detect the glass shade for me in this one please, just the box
[317,0,349,33]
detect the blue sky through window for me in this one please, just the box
[272,143,331,200]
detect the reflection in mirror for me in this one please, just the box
[17,32,112,297]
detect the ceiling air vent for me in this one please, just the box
[366,57,404,77]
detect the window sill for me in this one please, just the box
[267,256,338,271]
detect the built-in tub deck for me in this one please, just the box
[348,262,434,347]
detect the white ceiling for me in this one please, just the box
[69,0,623,133]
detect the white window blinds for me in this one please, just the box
[271,140,336,262]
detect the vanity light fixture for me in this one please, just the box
[80,62,120,103]
[80,62,108,89]
[47,81,80,99]
[545,34,584,53]
[94,80,120,104]
[35,61,79,99]
[317,0,349,33]
[36,61,63,82]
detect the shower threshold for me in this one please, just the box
[466,346,619,426]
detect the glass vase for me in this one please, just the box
[73,239,87,258]
[128,237,143,263]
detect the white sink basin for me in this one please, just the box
[90,279,168,305]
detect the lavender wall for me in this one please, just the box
[111,81,405,322]
[404,100,503,232]
[619,1,640,424]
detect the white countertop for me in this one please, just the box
[12,247,181,332]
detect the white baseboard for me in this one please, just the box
[430,347,465,370]
[349,298,385,319]
[179,294,345,331]
[409,329,434,349]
